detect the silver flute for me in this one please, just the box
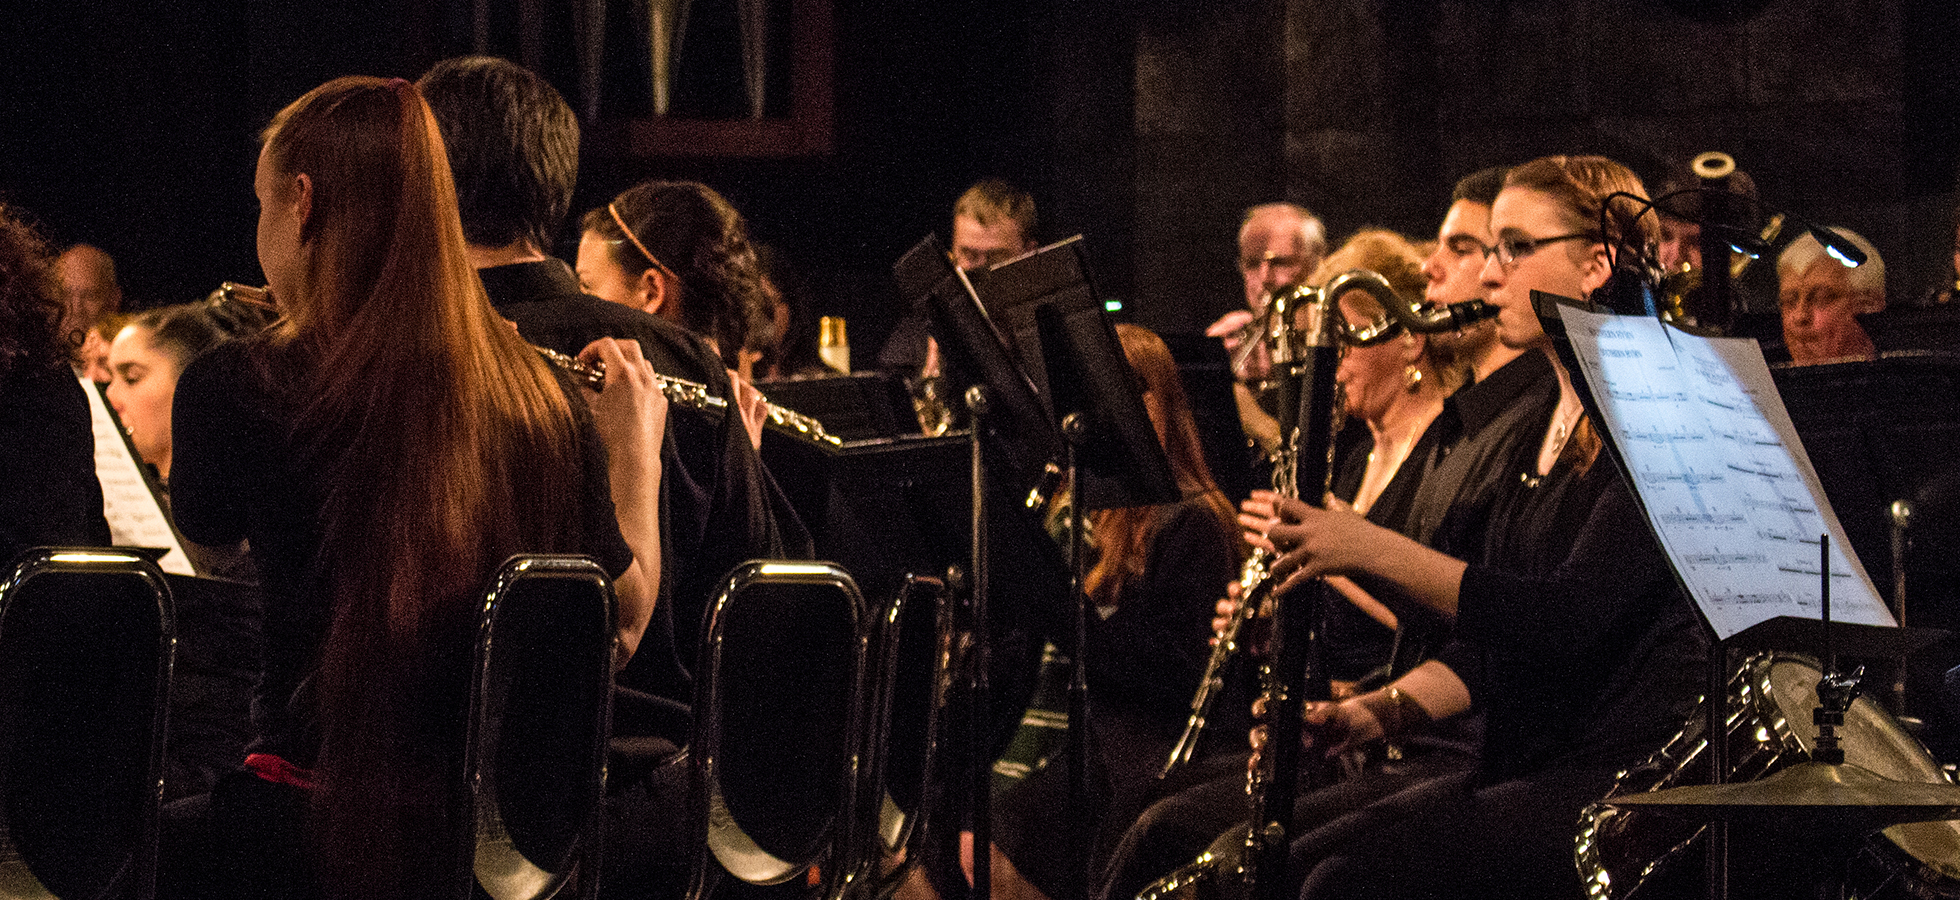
[220,283,840,447]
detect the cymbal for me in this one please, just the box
[1607,761,1960,829]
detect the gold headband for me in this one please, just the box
[608,202,679,282]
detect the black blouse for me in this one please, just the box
[0,364,110,560]
[171,339,632,767]
[1442,444,1708,783]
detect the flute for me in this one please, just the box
[218,282,841,447]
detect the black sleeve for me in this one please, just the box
[1085,502,1239,717]
[168,347,253,547]
[0,366,110,558]
[666,377,812,653]
[570,395,635,580]
[1451,476,1673,671]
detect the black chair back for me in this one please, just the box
[457,556,615,900]
[0,547,173,900]
[687,561,867,899]
[841,574,951,900]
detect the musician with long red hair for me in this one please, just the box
[163,76,666,899]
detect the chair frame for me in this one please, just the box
[455,555,616,900]
[0,546,174,900]
[837,574,951,900]
[686,560,870,900]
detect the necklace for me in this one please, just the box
[1535,394,1584,478]
[1550,395,1583,450]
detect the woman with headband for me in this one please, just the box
[576,181,778,379]
[576,181,783,446]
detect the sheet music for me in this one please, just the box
[79,372,193,575]
[1561,307,1893,640]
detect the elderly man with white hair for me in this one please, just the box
[1776,226,1884,365]
[1206,203,1330,453]
[1208,203,1330,377]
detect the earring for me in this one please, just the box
[1405,365,1423,391]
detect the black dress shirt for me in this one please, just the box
[481,260,812,720]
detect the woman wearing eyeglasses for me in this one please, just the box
[1258,156,1708,900]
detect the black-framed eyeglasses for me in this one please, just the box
[1483,232,1597,268]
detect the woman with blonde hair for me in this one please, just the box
[1094,231,1471,900]
[165,76,666,899]
[1277,228,1465,690]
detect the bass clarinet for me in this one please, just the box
[1145,272,1499,900]
[1159,273,1493,779]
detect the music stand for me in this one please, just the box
[972,236,1179,512]
[894,237,1063,504]
[969,238,1178,900]
[1158,331,1259,504]
[1768,351,1960,755]
[1539,293,1943,900]
[893,235,1068,900]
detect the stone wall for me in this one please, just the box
[1125,0,1959,332]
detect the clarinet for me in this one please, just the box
[1142,274,1499,900]
[1159,309,1304,779]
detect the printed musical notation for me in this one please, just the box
[1562,307,1893,640]
[81,373,193,576]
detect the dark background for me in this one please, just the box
[3,0,1955,360]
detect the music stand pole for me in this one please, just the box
[1890,500,1911,713]
[1063,412,1090,900]
[967,385,992,900]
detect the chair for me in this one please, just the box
[0,547,174,900]
[456,555,616,900]
[686,561,869,900]
[839,574,951,900]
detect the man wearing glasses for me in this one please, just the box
[1207,202,1329,382]
[877,179,1039,380]
[1204,203,1328,455]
